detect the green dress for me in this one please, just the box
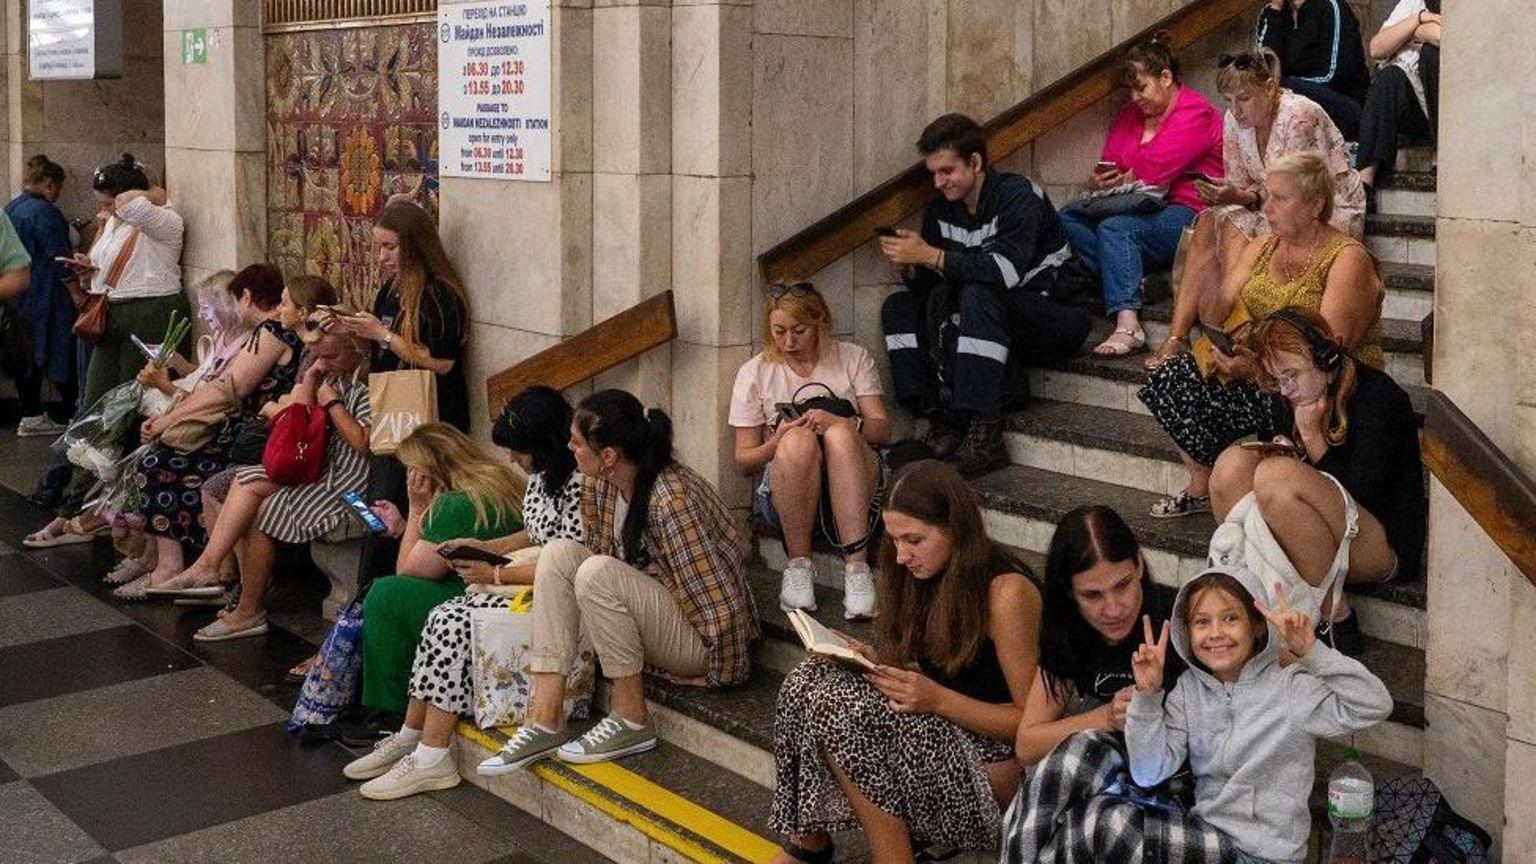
[361,490,521,713]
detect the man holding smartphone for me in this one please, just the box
[878,113,1091,477]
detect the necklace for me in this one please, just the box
[1273,227,1326,284]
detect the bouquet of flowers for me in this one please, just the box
[55,311,192,482]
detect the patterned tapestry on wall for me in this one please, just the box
[266,24,439,311]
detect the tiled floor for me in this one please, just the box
[0,432,609,864]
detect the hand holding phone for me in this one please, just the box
[438,544,513,566]
[1094,160,1119,174]
[1240,440,1304,458]
[1198,324,1238,356]
[874,226,900,238]
[56,254,97,272]
[339,490,389,534]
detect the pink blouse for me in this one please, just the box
[1100,86,1225,212]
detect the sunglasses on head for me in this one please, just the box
[769,282,815,299]
[1217,53,1260,71]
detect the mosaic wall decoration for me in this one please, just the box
[266,23,439,311]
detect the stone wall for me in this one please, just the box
[2,0,165,230]
[1423,0,1535,854]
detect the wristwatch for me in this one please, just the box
[381,331,394,349]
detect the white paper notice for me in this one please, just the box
[438,1,552,182]
[29,0,95,80]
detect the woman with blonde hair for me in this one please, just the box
[358,422,524,716]
[1146,48,1366,371]
[730,282,890,619]
[328,199,471,594]
[1137,151,1384,519]
[1207,307,1423,652]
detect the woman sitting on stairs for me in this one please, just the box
[768,460,1041,864]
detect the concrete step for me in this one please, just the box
[753,462,1428,653]
[1379,261,1435,321]
[1366,213,1436,267]
[1025,349,1430,425]
[1121,304,1427,387]
[1376,171,1436,219]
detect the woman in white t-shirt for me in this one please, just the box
[730,282,890,620]
[1357,1,1441,195]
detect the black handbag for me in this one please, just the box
[227,414,270,465]
[787,382,858,420]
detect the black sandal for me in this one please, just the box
[781,841,834,864]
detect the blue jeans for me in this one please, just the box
[1058,204,1195,316]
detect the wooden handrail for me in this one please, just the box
[1421,390,1536,585]
[758,0,1252,283]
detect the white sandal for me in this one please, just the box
[1092,327,1147,357]
[24,516,107,548]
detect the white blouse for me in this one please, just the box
[88,196,184,300]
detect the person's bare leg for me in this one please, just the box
[420,703,463,748]
[1159,210,1222,353]
[144,537,184,586]
[1209,445,1265,519]
[771,427,823,560]
[178,480,277,585]
[225,530,276,623]
[820,425,878,565]
[527,673,568,730]
[984,759,1023,808]
[1177,451,1213,498]
[1201,222,1252,325]
[826,750,915,863]
[607,674,648,725]
[402,697,428,732]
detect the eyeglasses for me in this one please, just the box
[1217,53,1259,71]
[768,282,815,300]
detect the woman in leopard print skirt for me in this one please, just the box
[768,460,1044,863]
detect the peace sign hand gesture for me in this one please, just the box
[1255,582,1316,659]
[1131,615,1171,694]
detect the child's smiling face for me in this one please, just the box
[1188,586,1259,683]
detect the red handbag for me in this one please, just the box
[262,403,330,486]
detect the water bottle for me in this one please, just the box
[1327,749,1374,864]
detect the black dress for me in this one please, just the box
[356,276,471,594]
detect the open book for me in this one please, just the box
[786,608,876,671]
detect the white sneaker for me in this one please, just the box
[16,415,67,438]
[342,731,417,780]
[358,752,460,800]
[778,557,817,612]
[843,562,876,620]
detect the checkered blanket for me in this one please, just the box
[998,731,1240,864]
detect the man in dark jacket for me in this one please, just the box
[880,114,1091,477]
[1258,0,1370,139]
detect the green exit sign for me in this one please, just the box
[181,29,206,65]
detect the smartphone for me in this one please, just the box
[438,544,513,566]
[1240,440,1305,458]
[339,490,388,534]
[55,255,96,270]
[129,334,161,361]
[1183,170,1218,185]
[1198,324,1237,356]
[775,402,802,423]
[874,226,900,238]
[1094,160,1119,174]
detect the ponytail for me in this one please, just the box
[575,390,676,567]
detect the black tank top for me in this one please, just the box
[915,550,1036,705]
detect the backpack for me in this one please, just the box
[1372,777,1492,863]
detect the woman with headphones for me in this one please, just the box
[1207,307,1425,652]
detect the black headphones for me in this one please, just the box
[1266,307,1344,372]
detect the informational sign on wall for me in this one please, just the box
[437,0,552,182]
[181,28,207,65]
[29,0,96,79]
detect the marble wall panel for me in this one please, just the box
[753,0,853,39]
[1032,0,1111,89]
[671,3,752,178]
[945,0,1030,121]
[672,174,753,347]
[592,5,671,175]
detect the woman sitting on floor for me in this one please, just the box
[343,386,587,799]
[1207,308,1425,653]
[1137,151,1384,520]
[1012,505,1182,766]
[358,423,524,719]
[768,459,1041,864]
[475,390,757,774]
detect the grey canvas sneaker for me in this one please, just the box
[556,716,658,764]
[476,724,571,776]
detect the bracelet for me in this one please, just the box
[382,331,394,349]
[1417,9,1425,24]
[322,398,343,412]
[1165,335,1187,345]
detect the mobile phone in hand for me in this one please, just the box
[874,226,900,238]
[1240,440,1304,458]
[129,334,161,361]
[438,544,513,566]
[1198,324,1238,356]
[56,255,97,270]
[1183,170,1218,185]
[339,490,388,534]
[1094,160,1119,174]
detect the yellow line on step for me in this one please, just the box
[457,722,780,863]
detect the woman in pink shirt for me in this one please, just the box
[1058,36,1224,357]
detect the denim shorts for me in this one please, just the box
[755,452,886,552]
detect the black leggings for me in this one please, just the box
[1357,60,1437,182]
[352,454,407,601]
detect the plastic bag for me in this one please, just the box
[55,379,146,481]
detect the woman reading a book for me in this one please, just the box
[768,459,1042,864]
[1011,505,1184,766]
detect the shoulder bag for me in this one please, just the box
[263,402,330,486]
[73,228,140,343]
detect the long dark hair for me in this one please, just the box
[92,153,150,196]
[1039,506,1154,701]
[493,386,578,509]
[574,389,675,565]
[876,460,1018,676]
[376,200,467,351]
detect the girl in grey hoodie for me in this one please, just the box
[1124,564,1392,864]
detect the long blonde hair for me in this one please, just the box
[395,423,524,532]
[376,201,467,352]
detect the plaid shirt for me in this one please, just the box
[581,464,758,686]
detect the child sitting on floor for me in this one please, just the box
[1125,566,1391,864]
